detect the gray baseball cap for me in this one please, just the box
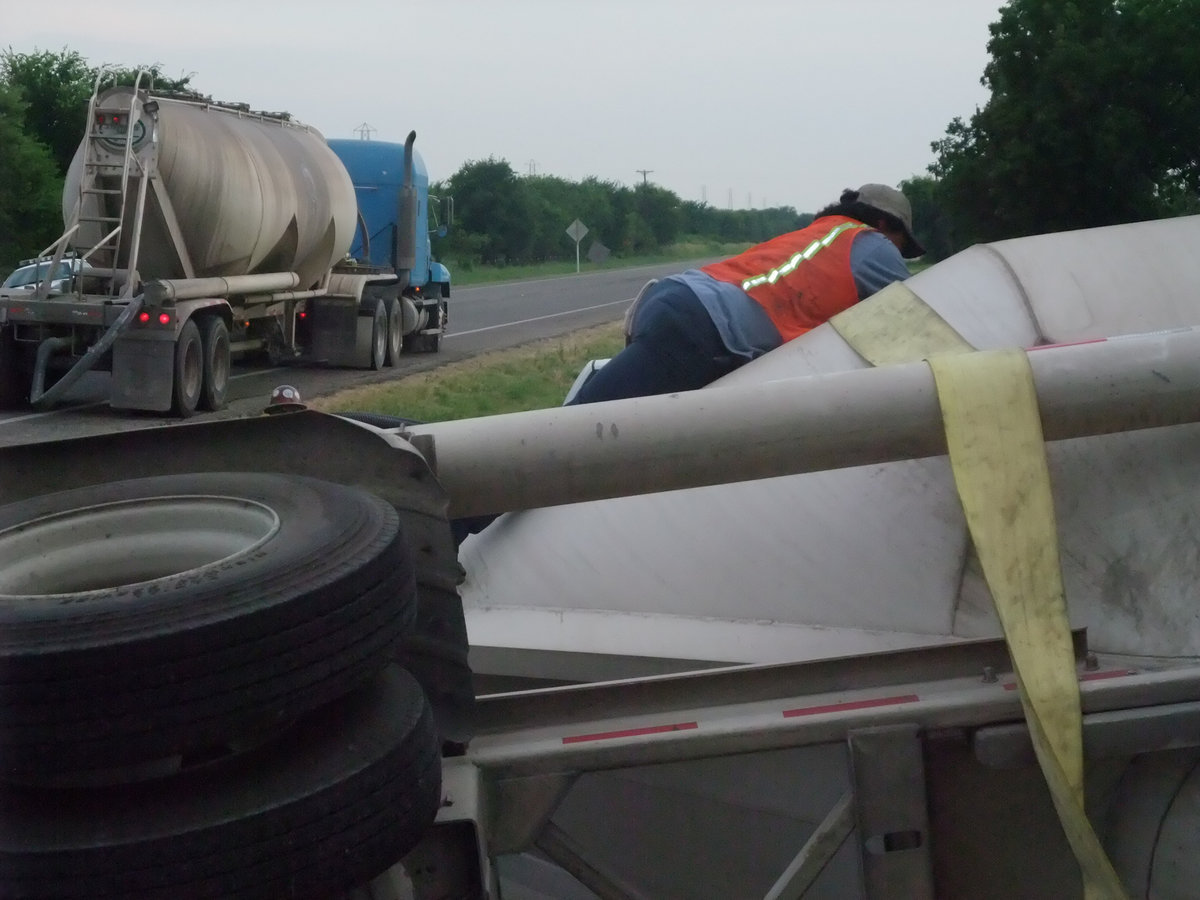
[851,183,925,258]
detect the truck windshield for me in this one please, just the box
[2,262,73,288]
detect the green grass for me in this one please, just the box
[310,321,625,421]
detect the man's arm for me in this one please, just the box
[849,231,911,300]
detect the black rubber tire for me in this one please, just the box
[325,411,476,745]
[172,319,203,417]
[0,472,417,778]
[0,665,442,900]
[197,316,230,412]
[0,324,29,410]
[384,296,403,367]
[367,298,386,370]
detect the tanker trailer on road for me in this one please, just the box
[0,77,450,416]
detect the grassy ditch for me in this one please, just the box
[309,321,625,422]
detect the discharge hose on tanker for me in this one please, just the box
[29,294,144,409]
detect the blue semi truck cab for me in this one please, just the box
[328,133,451,352]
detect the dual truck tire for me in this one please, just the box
[173,316,229,417]
[0,472,446,898]
[368,293,445,371]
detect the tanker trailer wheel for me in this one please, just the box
[336,411,477,747]
[172,318,203,417]
[0,472,418,779]
[363,297,387,370]
[197,315,230,412]
[0,665,442,900]
[385,297,403,366]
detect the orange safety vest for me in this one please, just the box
[701,215,871,342]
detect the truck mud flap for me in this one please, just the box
[110,328,176,411]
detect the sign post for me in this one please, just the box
[565,218,589,273]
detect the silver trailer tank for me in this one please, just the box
[63,87,357,290]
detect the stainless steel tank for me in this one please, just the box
[64,87,357,289]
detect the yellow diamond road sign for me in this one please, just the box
[566,219,589,242]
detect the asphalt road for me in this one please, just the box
[0,261,709,447]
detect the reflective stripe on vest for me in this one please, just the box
[740,221,870,291]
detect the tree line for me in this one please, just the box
[432,157,807,268]
[3,0,1199,275]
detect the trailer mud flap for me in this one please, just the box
[112,330,175,412]
[307,296,381,367]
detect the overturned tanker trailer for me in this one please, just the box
[4,216,1200,897]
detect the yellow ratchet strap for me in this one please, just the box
[927,350,1126,899]
[831,282,973,363]
[833,282,1127,898]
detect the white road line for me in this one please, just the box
[447,298,630,338]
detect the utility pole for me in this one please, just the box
[636,169,654,186]
[354,122,376,141]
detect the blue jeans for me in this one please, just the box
[452,281,743,546]
[568,279,743,404]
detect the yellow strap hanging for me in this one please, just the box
[927,349,1126,900]
[831,282,1127,898]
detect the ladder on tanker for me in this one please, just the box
[55,68,155,299]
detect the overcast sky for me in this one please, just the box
[5,0,1005,213]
